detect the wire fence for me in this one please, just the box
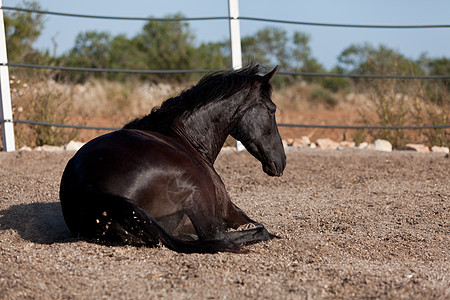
[4,62,450,80]
[1,4,450,134]
[2,118,448,131]
[1,119,120,131]
[3,6,450,29]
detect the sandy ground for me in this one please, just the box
[0,148,449,299]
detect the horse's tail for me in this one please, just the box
[60,186,244,254]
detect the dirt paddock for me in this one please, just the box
[0,148,449,299]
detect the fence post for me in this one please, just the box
[228,0,245,151]
[228,0,242,70]
[0,0,15,152]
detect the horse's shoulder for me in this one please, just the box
[121,129,210,167]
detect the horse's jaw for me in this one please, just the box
[242,141,286,177]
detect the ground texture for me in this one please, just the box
[0,148,449,299]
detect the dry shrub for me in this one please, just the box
[8,75,447,148]
[274,81,339,113]
[357,78,449,148]
[9,78,186,146]
[364,79,411,149]
[411,81,449,147]
[11,78,79,147]
[71,79,184,120]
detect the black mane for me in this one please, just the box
[123,64,263,134]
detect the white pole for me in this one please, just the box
[228,0,242,70]
[228,0,245,151]
[0,0,15,152]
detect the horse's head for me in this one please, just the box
[230,66,286,177]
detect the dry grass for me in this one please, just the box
[7,76,449,148]
[70,79,184,119]
[9,78,186,147]
[10,78,78,147]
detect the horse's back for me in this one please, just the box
[60,129,212,237]
[63,129,202,191]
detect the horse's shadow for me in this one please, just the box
[0,202,72,244]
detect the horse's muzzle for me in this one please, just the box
[263,157,286,177]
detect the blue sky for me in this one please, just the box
[5,0,450,69]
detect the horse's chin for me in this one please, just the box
[262,162,283,177]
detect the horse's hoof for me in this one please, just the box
[269,233,281,239]
[237,223,263,231]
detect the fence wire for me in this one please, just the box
[3,62,217,74]
[3,6,450,29]
[2,119,450,131]
[278,123,450,130]
[2,119,120,131]
[0,6,229,22]
[4,63,450,80]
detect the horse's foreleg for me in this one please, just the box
[210,175,258,229]
[181,190,226,240]
[222,200,257,229]
[214,184,279,243]
[186,202,274,245]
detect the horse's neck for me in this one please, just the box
[173,89,251,165]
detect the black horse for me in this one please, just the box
[60,64,286,253]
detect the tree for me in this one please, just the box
[63,14,199,81]
[241,27,324,86]
[242,27,289,69]
[67,31,112,69]
[134,14,196,75]
[109,34,146,70]
[4,0,45,63]
[291,31,324,73]
[63,31,113,81]
[426,57,450,76]
[194,41,229,70]
[337,43,424,76]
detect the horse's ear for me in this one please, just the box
[260,66,278,83]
